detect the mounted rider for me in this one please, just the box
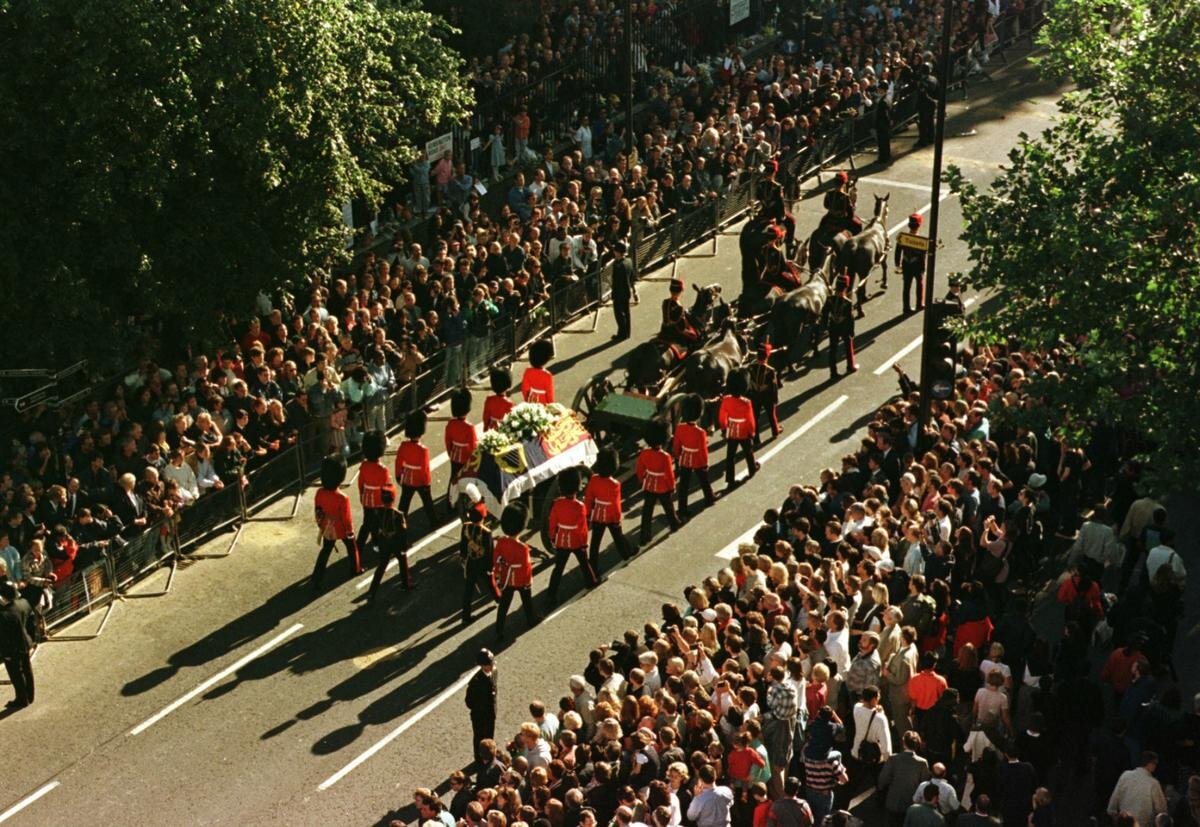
[659,278,700,350]
[756,159,796,256]
[821,170,862,236]
[758,224,804,296]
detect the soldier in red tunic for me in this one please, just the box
[584,447,632,574]
[637,419,682,545]
[493,504,540,642]
[395,411,437,535]
[546,467,598,607]
[356,429,395,555]
[444,387,477,499]
[366,486,411,600]
[672,394,718,519]
[483,367,515,431]
[312,455,361,589]
[719,370,760,488]
[521,339,556,403]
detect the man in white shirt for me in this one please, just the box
[686,764,734,827]
[851,686,892,762]
[1068,505,1123,569]
[825,610,852,676]
[529,700,559,741]
[639,652,663,694]
[913,763,959,815]
[1146,531,1186,588]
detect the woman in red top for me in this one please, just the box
[444,388,477,495]
[520,340,555,403]
[546,468,598,606]
[313,455,361,588]
[636,419,681,546]
[584,447,632,573]
[483,367,515,431]
[493,505,540,642]
[672,394,718,518]
[718,371,759,488]
[395,411,437,535]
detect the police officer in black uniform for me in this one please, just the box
[827,274,858,378]
[609,241,635,341]
[465,648,497,763]
[874,89,892,165]
[895,213,929,314]
[748,344,782,446]
[916,63,938,147]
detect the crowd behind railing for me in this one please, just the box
[0,0,1045,642]
[412,342,1192,827]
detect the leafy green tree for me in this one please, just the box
[0,0,470,368]
[946,0,1200,486]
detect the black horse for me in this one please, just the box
[768,257,834,374]
[625,283,727,392]
[682,319,752,424]
[738,213,809,319]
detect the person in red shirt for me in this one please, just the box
[356,429,395,554]
[584,447,632,574]
[726,730,767,791]
[907,652,948,723]
[313,455,361,588]
[483,367,515,431]
[395,411,436,535]
[444,388,477,494]
[672,394,718,519]
[521,339,555,403]
[546,468,598,607]
[493,504,540,642]
[718,370,759,488]
[637,419,681,546]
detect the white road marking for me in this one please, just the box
[715,524,762,561]
[859,176,934,193]
[848,785,876,809]
[872,297,975,376]
[318,669,475,791]
[887,190,953,237]
[129,623,304,736]
[0,782,59,824]
[354,518,462,589]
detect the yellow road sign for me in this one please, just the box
[898,232,929,251]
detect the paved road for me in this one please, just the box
[1,48,1084,826]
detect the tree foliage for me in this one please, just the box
[0,0,471,368]
[946,0,1200,486]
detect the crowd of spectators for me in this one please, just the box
[411,341,1194,827]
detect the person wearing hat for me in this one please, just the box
[609,240,636,341]
[672,394,718,519]
[0,579,36,710]
[459,496,500,626]
[395,411,437,535]
[659,279,699,349]
[356,429,396,555]
[895,213,928,314]
[546,468,599,607]
[756,159,796,256]
[822,171,860,234]
[521,339,556,403]
[827,274,858,378]
[637,419,682,546]
[366,486,412,599]
[465,647,497,763]
[718,371,759,488]
[444,388,477,498]
[584,447,633,572]
[312,455,362,589]
[759,224,803,294]
[493,505,540,642]
[483,367,515,431]
[748,343,782,447]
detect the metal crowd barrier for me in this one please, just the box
[43,557,118,641]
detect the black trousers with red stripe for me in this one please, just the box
[639,491,681,545]
[589,521,633,572]
[677,466,717,515]
[547,547,598,605]
[724,439,758,485]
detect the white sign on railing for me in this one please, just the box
[730,0,750,24]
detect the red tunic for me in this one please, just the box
[493,536,533,589]
[584,475,623,524]
[637,448,676,494]
[521,367,555,403]
[718,395,756,440]
[444,417,478,465]
[394,440,431,488]
[672,422,710,469]
[357,460,396,509]
[315,487,354,537]
[548,497,589,549]
[482,394,514,431]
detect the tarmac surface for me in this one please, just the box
[9,47,1171,826]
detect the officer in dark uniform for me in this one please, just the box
[748,344,782,446]
[874,90,892,165]
[609,241,635,341]
[460,505,500,627]
[827,274,858,378]
[0,580,35,709]
[895,213,929,314]
[916,67,937,147]
[366,487,411,601]
[756,160,796,255]
[465,647,497,763]
[821,171,861,236]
